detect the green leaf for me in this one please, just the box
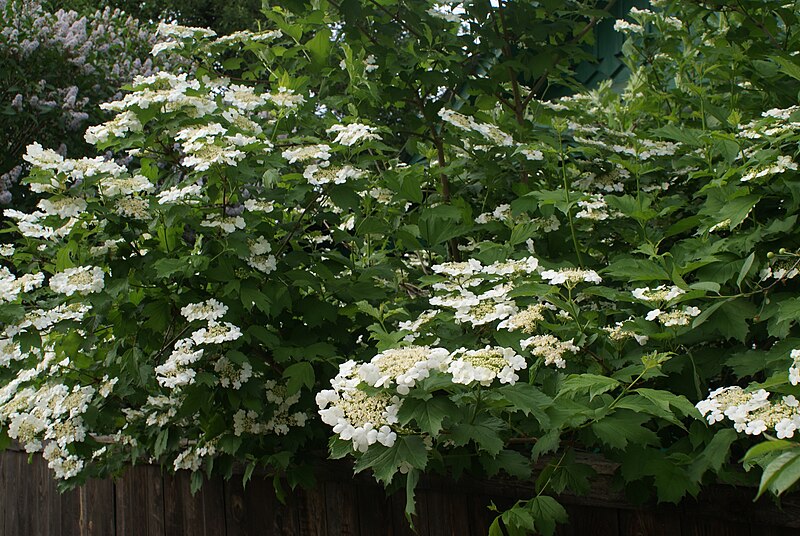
[771,55,800,82]
[306,27,332,70]
[449,414,505,455]
[397,396,456,436]
[481,449,532,480]
[558,374,620,401]
[635,388,702,420]
[743,439,798,469]
[604,258,671,281]
[689,429,738,481]
[528,496,568,536]
[591,411,659,450]
[494,383,552,426]
[154,429,169,458]
[757,448,800,499]
[405,470,419,525]
[328,436,353,459]
[283,362,315,395]
[353,436,428,485]
[736,252,755,289]
[152,257,188,279]
[531,430,561,461]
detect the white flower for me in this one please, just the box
[266,87,305,108]
[191,322,242,345]
[157,184,203,204]
[181,299,228,322]
[448,346,526,386]
[327,123,381,146]
[49,266,105,296]
[358,346,451,395]
[540,268,602,286]
[520,335,579,368]
[282,144,332,164]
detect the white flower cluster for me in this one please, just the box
[645,306,701,327]
[266,87,306,108]
[263,380,308,435]
[181,298,228,322]
[155,338,204,388]
[0,267,45,304]
[247,237,277,273]
[200,213,246,234]
[0,381,98,477]
[303,164,364,186]
[741,155,798,182]
[789,349,800,386]
[697,387,800,438]
[49,265,105,296]
[520,335,579,368]
[438,108,514,146]
[214,356,252,389]
[316,360,400,452]
[358,346,451,394]
[327,123,381,146]
[540,267,602,286]
[632,285,685,303]
[282,144,332,164]
[4,207,79,239]
[99,174,154,197]
[157,183,203,205]
[575,194,610,221]
[602,321,649,346]
[497,304,551,333]
[448,346,526,386]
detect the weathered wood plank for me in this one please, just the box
[226,474,301,535]
[467,495,495,536]
[5,451,34,536]
[163,471,226,536]
[115,464,166,536]
[34,453,61,536]
[680,514,751,536]
[390,489,418,536]
[557,504,619,536]
[356,483,394,536]
[618,508,681,536]
[424,486,472,536]
[296,485,327,536]
[325,479,359,536]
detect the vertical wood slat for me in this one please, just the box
[324,479,359,536]
[618,508,681,536]
[556,504,619,536]
[4,450,34,536]
[296,485,327,536]
[356,483,394,536]
[162,471,226,536]
[115,464,166,536]
[6,447,800,536]
[225,474,301,536]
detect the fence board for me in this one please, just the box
[296,485,327,536]
[5,451,34,536]
[115,464,166,536]
[680,515,751,536]
[324,479,359,536]
[2,448,800,535]
[557,504,619,536]
[356,482,394,536]
[618,508,681,536]
[163,471,226,536]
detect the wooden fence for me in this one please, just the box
[1,446,800,535]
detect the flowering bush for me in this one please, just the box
[0,0,181,207]
[3,0,800,534]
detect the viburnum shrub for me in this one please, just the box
[3,0,800,534]
[0,0,182,208]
